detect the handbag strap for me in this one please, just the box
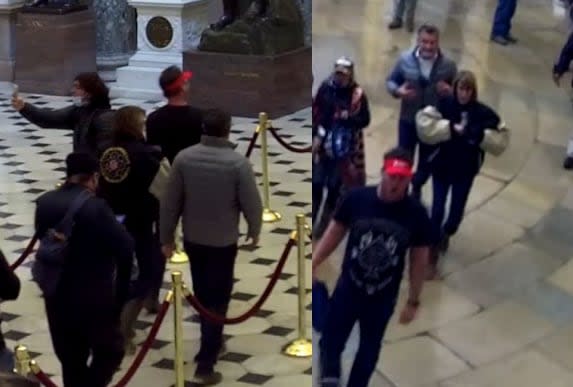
[56,190,92,237]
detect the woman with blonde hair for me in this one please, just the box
[416,70,510,277]
[98,105,168,353]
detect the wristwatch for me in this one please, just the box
[407,299,420,308]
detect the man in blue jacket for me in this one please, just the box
[386,24,457,199]
[553,24,573,169]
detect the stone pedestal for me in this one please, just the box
[112,0,209,100]
[0,0,24,82]
[93,0,136,81]
[14,9,97,95]
[183,46,311,118]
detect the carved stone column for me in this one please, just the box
[0,0,24,82]
[92,0,136,81]
[298,0,311,46]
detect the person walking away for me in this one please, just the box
[313,57,370,239]
[34,152,134,387]
[388,0,419,32]
[0,249,21,372]
[146,65,203,164]
[312,147,432,387]
[12,73,115,156]
[416,70,509,278]
[490,0,518,45]
[146,65,204,313]
[386,24,457,200]
[98,106,167,354]
[160,109,262,385]
[552,27,573,169]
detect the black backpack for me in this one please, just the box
[32,190,92,297]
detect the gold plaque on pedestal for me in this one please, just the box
[146,16,174,49]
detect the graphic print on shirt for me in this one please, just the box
[347,217,411,295]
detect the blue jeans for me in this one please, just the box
[319,276,395,387]
[397,119,433,192]
[431,174,475,242]
[491,0,517,37]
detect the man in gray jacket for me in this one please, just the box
[386,24,458,199]
[160,108,262,385]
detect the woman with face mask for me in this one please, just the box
[11,72,115,156]
[415,70,510,278]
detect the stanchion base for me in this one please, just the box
[169,251,189,264]
[282,339,312,358]
[262,208,282,223]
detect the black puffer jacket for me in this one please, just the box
[19,103,115,156]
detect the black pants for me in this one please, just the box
[398,119,434,191]
[124,216,164,300]
[319,277,395,387]
[312,159,342,239]
[184,242,237,370]
[45,297,124,387]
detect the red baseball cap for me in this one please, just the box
[165,71,193,92]
[383,158,413,177]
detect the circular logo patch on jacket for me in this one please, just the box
[100,147,131,183]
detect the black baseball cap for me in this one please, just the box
[65,152,99,177]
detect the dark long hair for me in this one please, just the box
[74,72,111,109]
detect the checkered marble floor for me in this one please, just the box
[0,92,312,387]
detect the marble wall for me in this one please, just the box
[0,0,24,82]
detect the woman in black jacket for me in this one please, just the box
[0,249,21,372]
[417,70,508,277]
[98,106,166,354]
[11,72,114,156]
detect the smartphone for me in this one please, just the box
[116,215,126,224]
[12,84,19,99]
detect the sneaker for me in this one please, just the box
[491,36,510,45]
[388,19,403,29]
[564,157,573,170]
[194,370,223,385]
[506,34,518,44]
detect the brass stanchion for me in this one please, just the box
[13,345,31,376]
[172,271,185,387]
[259,112,281,223]
[169,222,189,264]
[283,214,312,358]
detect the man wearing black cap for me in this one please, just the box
[34,152,134,387]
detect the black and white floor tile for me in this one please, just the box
[0,92,312,386]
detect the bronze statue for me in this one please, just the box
[211,0,269,31]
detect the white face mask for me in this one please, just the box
[72,96,86,107]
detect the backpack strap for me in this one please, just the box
[56,190,92,237]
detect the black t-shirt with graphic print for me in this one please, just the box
[333,186,432,300]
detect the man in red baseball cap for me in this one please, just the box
[145,65,204,313]
[312,146,432,387]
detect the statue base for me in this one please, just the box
[21,3,88,15]
[14,8,96,95]
[183,46,311,118]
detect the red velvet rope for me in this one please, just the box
[30,299,171,387]
[268,127,312,153]
[31,367,58,387]
[244,130,260,159]
[9,234,38,271]
[114,299,172,387]
[184,237,296,324]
